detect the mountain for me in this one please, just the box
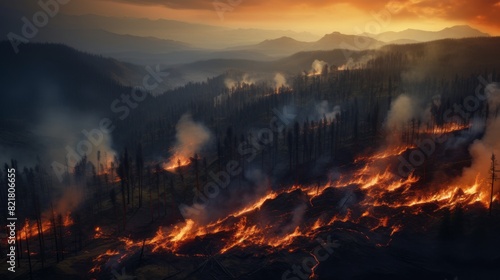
[363,25,489,42]
[0,42,152,165]
[228,36,311,56]
[168,48,374,80]
[105,50,275,66]
[168,36,500,86]
[311,32,384,50]
[229,32,384,56]
[36,28,191,54]
[50,14,320,49]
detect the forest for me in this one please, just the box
[1,37,500,279]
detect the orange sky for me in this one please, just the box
[61,0,500,35]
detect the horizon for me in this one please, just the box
[3,0,500,38]
[2,2,500,280]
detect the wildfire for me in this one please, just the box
[19,212,73,240]
[163,155,191,170]
[90,123,498,278]
[354,145,415,164]
[89,249,120,273]
[94,227,103,239]
[419,122,470,134]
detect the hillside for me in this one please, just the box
[229,32,383,56]
[168,37,500,84]
[0,42,149,165]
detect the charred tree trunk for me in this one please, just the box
[51,206,59,263]
[24,220,33,280]
[57,214,64,260]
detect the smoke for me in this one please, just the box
[274,73,288,89]
[34,110,116,173]
[311,60,328,75]
[385,94,421,144]
[432,94,442,108]
[179,167,271,225]
[179,203,208,223]
[385,94,417,130]
[167,113,212,166]
[456,83,500,194]
[281,203,307,234]
[314,101,341,122]
[52,186,84,216]
[225,78,237,89]
[214,93,230,107]
[338,54,374,70]
[224,74,256,90]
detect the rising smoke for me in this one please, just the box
[314,101,341,122]
[456,83,500,193]
[385,94,422,145]
[165,113,212,168]
[274,73,288,89]
[311,59,328,75]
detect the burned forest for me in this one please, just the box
[1,5,500,280]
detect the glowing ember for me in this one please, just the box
[419,122,470,134]
[90,249,120,273]
[163,155,191,170]
[19,212,73,240]
[90,123,498,277]
[94,227,103,239]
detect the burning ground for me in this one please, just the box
[5,88,500,280]
[84,120,500,279]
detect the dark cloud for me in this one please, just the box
[98,0,500,32]
[105,0,214,10]
[361,0,500,28]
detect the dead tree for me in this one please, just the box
[57,214,64,260]
[51,205,59,262]
[489,153,498,216]
[24,220,33,280]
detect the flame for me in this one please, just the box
[89,249,120,273]
[94,227,103,239]
[90,122,497,277]
[19,212,73,240]
[163,155,191,170]
[419,122,470,134]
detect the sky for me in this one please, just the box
[6,0,500,35]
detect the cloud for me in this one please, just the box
[382,0,500,28]
[105,0,363,10]
[106,0,214,10]
[101,0,500,29]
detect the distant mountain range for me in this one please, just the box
[362,25,489,42]
[168,37,500,87]
[1,7,492,67]
[229,32,384,56]
[37,28,190,54]
[229,25,490,57]
[43,14,322,49]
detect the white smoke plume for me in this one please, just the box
[33,110,117,182]
[224,74,256,90]
[281,203,307,234]
[311,60,328,75]
[274,73,288,89]
[337,54,375,70]
[225,78,237,89]
[314,101,341,122]
[385,94,422,145]
[165,113,212,169]
[455,83,500,195]
[385,94,418,130]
